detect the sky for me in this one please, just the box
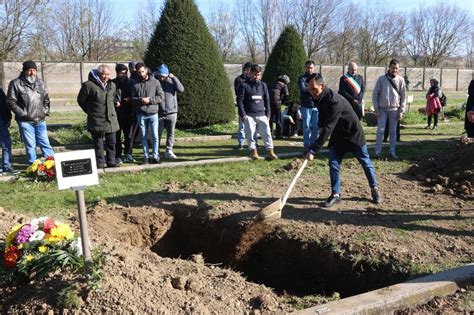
[113,0,474,22]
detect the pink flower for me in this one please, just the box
[14,224,35,244]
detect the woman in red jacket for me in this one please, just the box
[425,78,442,130]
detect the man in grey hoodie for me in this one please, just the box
[155,64,184,160]
[372,59,406,160]
[130,62,164,165]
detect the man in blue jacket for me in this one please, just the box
[305,73,381,208]
[236,64,277,160]
[298,60,319,153]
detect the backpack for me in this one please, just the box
[440,93,447,107]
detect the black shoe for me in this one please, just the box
[373,154,382,160]
[107,162,120,168]
[97,163,107,168]
[150,157,160,164]
[237,144,244,150]
[424,125,431,129]
[371,187,382,204]
[324,194,341,208]
[142,158,149,165]
[432,126,437,130]
[389,154,400,161]
[3,167,20,174]
[382,138,388,143]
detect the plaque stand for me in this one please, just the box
[72,186,92,261]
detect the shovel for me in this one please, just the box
[255,159,308,223]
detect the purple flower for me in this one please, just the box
[14,224,35,244]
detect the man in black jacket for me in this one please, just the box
[304,73,381,207]
[7,60,54,165]
[338,62,364,119]
[0,87,19,174]
[113,63,135,164]
[77,64,120,168]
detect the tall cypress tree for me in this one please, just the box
[144,0,234,128]
[262,26,307,103]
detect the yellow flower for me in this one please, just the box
[43,160,55,170]
[26,254,34,261]
[5,223,23,247]
[18,243,24,249]
[38,245,48,253]
[28,159,40,173]
[45,223,74,242]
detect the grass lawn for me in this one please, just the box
[1,140,455,218]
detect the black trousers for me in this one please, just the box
[270,106,282,137]
[427,114,438,127]
[116,112,134,158]
[91,131,116,165]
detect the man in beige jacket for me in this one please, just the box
[372,59,406,160]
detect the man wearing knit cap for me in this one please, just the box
[155,64,184,160]
[6,60,54,164]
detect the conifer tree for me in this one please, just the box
[262,26,307,103]
[144,0,234,128]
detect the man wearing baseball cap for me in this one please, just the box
[6,60,54,164]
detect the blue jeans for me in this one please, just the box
[237,118,246,146]
[328,145,378,194]
[137,113,159,159]
[18,120,54,164]
[300,107,319,150]
[375,109,399,156]
[0,117,12,170]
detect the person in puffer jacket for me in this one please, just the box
[236,64,278,160]
[130,62,164,165]
[7,60,54,164]
[77,64,120,168]
[154,64,184,160]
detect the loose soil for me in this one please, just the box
[0,141,472,313]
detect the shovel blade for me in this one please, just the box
[255,198,282,222]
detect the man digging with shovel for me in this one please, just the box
[256,73,382,223]
[304,73,382,208]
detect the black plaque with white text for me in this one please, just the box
[61,159,93,178]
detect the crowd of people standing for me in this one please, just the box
[0,59,473,210]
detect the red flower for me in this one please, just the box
[3,246,19,268]
[46,156,54,161]
[43,219,56,233]
[38,164,45,172]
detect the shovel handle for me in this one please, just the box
[281,159,308,208]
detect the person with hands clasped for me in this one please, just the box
[372,59,406,160]
[130,62,164,165]
[236,64,278,160]
[304,73,381,208]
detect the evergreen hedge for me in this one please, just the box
[262,26,307,103]
[144,0,235,128]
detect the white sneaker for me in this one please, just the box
[165,151,177,159]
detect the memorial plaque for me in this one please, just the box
[55,150,99,190]
[61,158,93,178]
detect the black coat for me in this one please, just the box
[465,80,474,136]
[309,88,366,154]
[0,88,11,123]
[77,70,119,134]
[338,73,365,119]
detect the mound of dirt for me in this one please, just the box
[0,206,291,314]
[407,140,474,198]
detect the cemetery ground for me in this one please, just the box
[0,94,473,313]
